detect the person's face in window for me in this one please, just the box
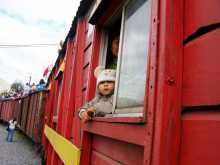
[111,36,119,57]
[98,81,115,96]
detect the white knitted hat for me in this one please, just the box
[94,66,116,85]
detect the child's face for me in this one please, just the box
[98,81,115,96]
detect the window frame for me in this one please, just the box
[91,0,154,123]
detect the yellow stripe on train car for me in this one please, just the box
[44,124,80,165]
[59,61,65,72]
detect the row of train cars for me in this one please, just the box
[0,91,47,144]
[1,0,220,165]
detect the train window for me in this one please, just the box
[112,0,151,116]
[96,0,151,118]
[99,19,121,69]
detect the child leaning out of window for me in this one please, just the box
[78,66,116,122]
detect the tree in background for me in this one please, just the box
[0,90,10,99]
[10,80,24,97]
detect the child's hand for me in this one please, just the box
[87,107,96,116]
[81,111,90,122]
[81,108,96,123]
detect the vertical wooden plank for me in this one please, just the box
[73,19,87,148]
[150,0,183,165]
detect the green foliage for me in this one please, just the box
[0,90,11,99]
[10,81,24,93]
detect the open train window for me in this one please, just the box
[97,0,151,118]
[99,18,121,69]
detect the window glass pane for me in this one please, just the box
[116,0,151,108]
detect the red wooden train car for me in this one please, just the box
[25,92,47,143]
[0,91,47,144]
[42,0,220,165]
[14,99,23,125]
[0,100,15,122]
[0,101,2,117]
[0,0,219,164]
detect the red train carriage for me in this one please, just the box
[14,98,23,126]
[42,0,220,165]
[0,0,219,164]
[0,91,47,144]
[0,100,16,122]
[25,91,47,143]
[20,96,30,132]
[0,101,2,117]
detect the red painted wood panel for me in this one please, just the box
[91,151,122,165]
[33,92,46,143]
[86,28,101,102]
[83,121,146,146]
[33,95,41,142]
[51,64,62,165]
[73,19,87,148]
[31,92,45,143]
[26,95,35,137]
[1,102,6,120]
[56,40,75,142]
[84,44,92,67]
[21,97,29,132]
[30,94,39,139]
[4,102,8,121]
[183,29,220,106]
[14,100,22,126]
[44,79,57,165]
[83,39,92,93]
[184,0,220,39]
[151,0,183,165]
[57,55,72,136]
[3,102,7,121]
[82,90,87,105]
[0,101,16,122]
[83,65,89,90]
[0,102,2,118]
[5,102,8,120]
[180,110,220,165]
[92,135,144,165]
[63,40,77,143]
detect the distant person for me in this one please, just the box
[40,79,45,85]
[6,118,17,142]
[37,79,46,91]
[31,83,37,92]
[23,82,31,95]
[78,67,116,122]
[16,91,23,98]
[106,34,119,69]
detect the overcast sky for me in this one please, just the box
[0,0,81,85]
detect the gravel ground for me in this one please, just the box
[0,124,42,165]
